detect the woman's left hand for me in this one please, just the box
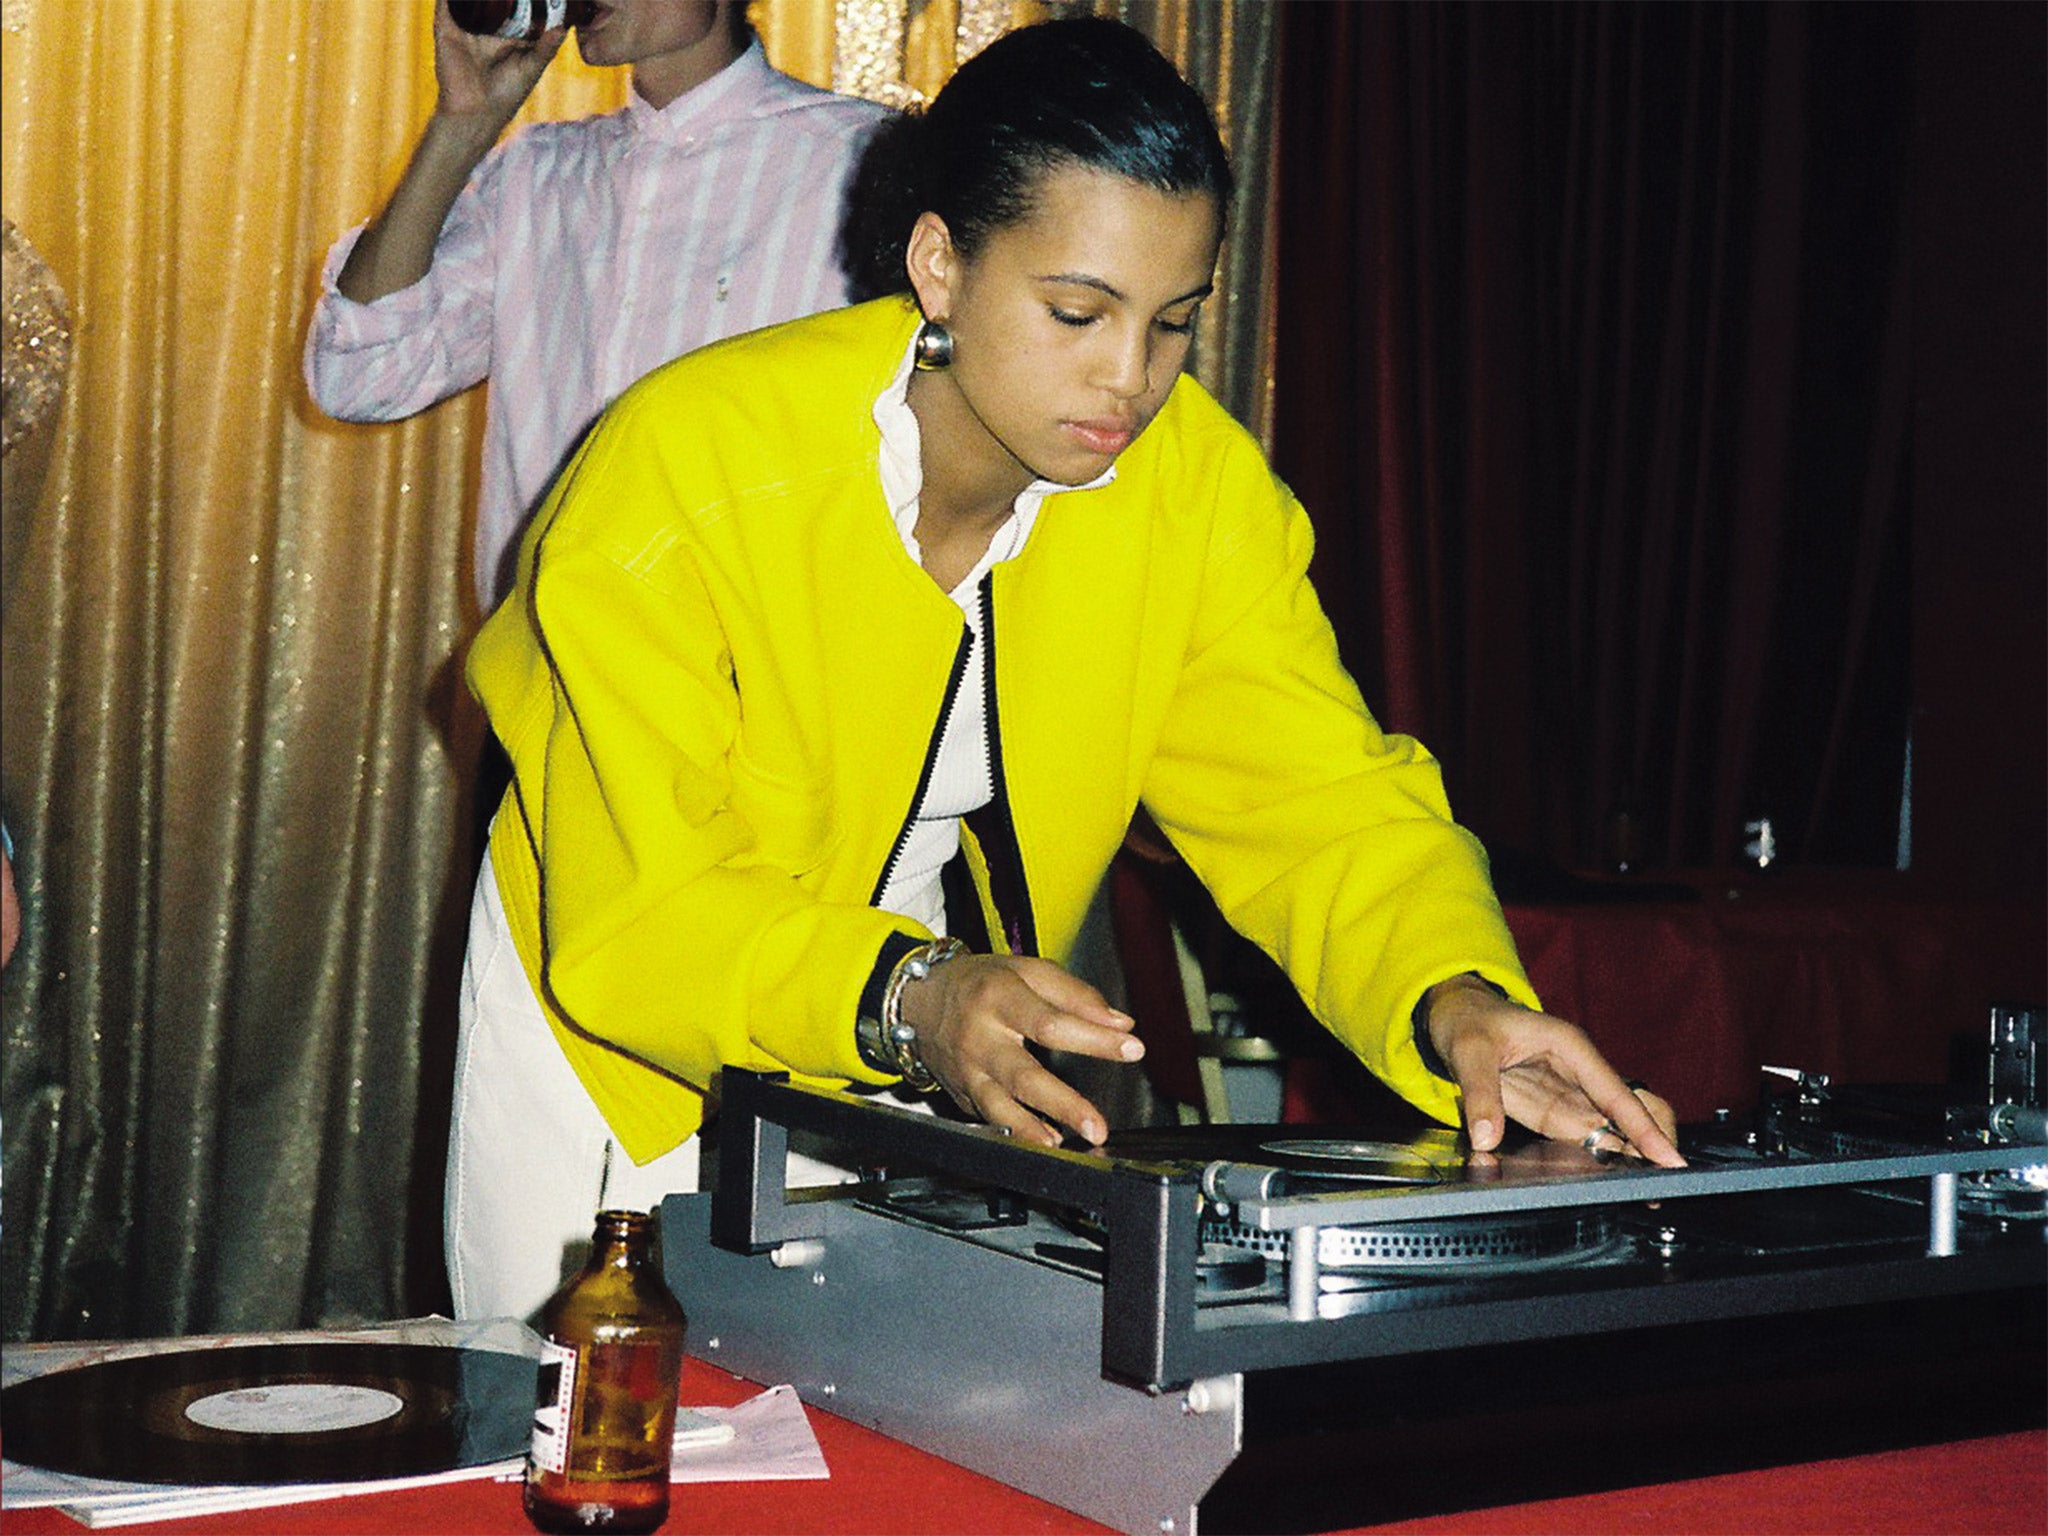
[1421,975,1685,1166]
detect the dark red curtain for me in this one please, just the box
[1272,1,1916,877]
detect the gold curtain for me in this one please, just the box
[0,0,1275,1340]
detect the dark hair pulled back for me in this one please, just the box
[839,17,1233,303]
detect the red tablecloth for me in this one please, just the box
[6,1358,2042,1535]
[1361,1428,2047,1536]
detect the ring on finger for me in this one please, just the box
[1581,1121,1624,1153]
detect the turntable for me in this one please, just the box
[662,1018,2047,1535]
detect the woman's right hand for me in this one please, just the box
[431,0,565,132]
[894,953,1145,1148]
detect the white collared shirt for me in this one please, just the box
[869,339,1114,932]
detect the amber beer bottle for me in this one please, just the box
[449,0,597,40]
[524,1210,688,1534]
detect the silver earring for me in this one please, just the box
[913,318,954,371]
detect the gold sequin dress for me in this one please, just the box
[2,216,72,610]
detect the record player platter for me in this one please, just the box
[1081,1122,1638,1279]
[1204,1207,1631,1275]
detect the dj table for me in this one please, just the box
[3,1364,2041,1535]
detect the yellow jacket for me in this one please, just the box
[470,297,1535,1163]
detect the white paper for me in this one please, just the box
[50,1463,526,1529]
[488,1385,825,1485]
[672,1385,829,1483]
[671,1406,739,1450]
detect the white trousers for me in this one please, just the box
[444,851,858,1324]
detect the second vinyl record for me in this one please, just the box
[1,1341,535,1486]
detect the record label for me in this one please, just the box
[1,1341,535,1486]
[183,1382,406,1434]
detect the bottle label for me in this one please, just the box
[490,0,573,36]
[529,1338,578,1475]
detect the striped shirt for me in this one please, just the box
[304,41,886,610]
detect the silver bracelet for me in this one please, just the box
[874,937,969,1092]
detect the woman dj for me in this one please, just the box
[449,16,1681,1322]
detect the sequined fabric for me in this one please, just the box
[0,218,69,458]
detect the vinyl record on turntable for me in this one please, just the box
[1101,1119,1466,1183]
[0,1341,535,1485]
[1255,1136,1459,1184]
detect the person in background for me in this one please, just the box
[454,16,1683,1324]
[304,0,885,612]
